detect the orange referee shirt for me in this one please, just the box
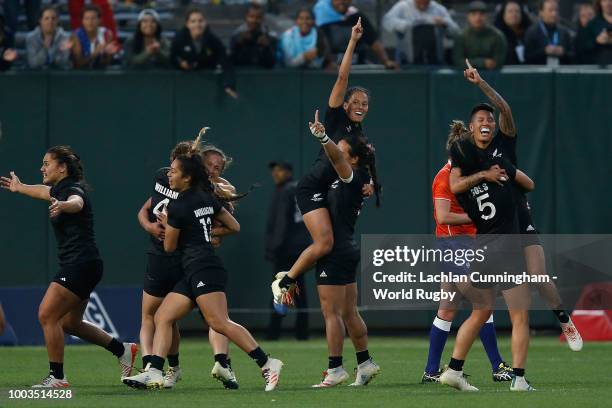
[432,161,477,237]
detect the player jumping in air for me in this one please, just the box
[440,61,544,391]
[272,18,374,308]
[307,110,382,387]
[449,60,583,352]
[422,122,517,384]
[1,147,138,387]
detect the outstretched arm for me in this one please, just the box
[1,171,51,201]
[328,18,363,108]
[464,59,516,137]
[309,110,353,182]
[49,195,84,218]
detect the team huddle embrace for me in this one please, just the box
[0,18,582,393]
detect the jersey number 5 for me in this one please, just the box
[199,217,212,242]
[476,193,496,220]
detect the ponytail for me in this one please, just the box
[364,143,381,208]
[344,136,381,208]
[446,120,469,152]
[47,146,87,187]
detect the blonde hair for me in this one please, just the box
[446,120,471,152]
[201,144,233,173]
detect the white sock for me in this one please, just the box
[433,316,452,332]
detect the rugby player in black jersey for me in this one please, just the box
[123,152,283,391]
[137,141,190,388]
[137,141,241,389]
[452,59,583,352]
[305,110,382,388]
[1,147,138,387]
[440,128,536,392]
[272,18,374,306]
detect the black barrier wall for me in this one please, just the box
[1,70,611,329]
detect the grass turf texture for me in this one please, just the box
[1,336,611,407]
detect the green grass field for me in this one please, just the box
[1,336,611,408]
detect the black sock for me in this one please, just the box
[227,358,232,369]
[142,355,152,369]
[49,362,64,379]
[105,338,125,358]
[328,356,343,369]
[513,368,525,377]
[449,358,464,372]
[356,350,370,365]
[150,355,165,371]
[167,353,179,367]
[248,347,268,368]
[552,309,570,324]
[214,353,229,368]
[279,275,296,290]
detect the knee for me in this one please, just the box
[153,311,174,328]
[313,234,334,257]
[472,310,492,325]
[437,309,456,322]
[61,318,80,335]
[141,313,155,326]
[38,306,54,326]
[204,314,227,333]
[322,303,342,322]
[341,306,358,322]
[510,310,530,326]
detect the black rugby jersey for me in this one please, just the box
[166,187,223,271]
[451,140,518,234]
[147,167,180,256]
[300,105,365,192]
[483,128,517,166]
[480,129,533,213]
[327,167,370,252]
[49,177,100,266]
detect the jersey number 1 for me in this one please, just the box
[199,217,212,242]
[476,193,496,220]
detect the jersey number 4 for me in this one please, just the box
[153,198,170,216]
[476,193,496,220]
[199,217,212,242]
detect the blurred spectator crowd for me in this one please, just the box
[1,0,611,80]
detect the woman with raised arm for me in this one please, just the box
[1,147,137,388]
[439,60,549,392]
[124,149,283,392]
[450,59,582,352]
[300,110,381,387]
[272,18,374,306]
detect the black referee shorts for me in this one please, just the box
[171,263,228,300]
[316,248,360,286]
[143,253,184,298]
[53,259,103,301]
